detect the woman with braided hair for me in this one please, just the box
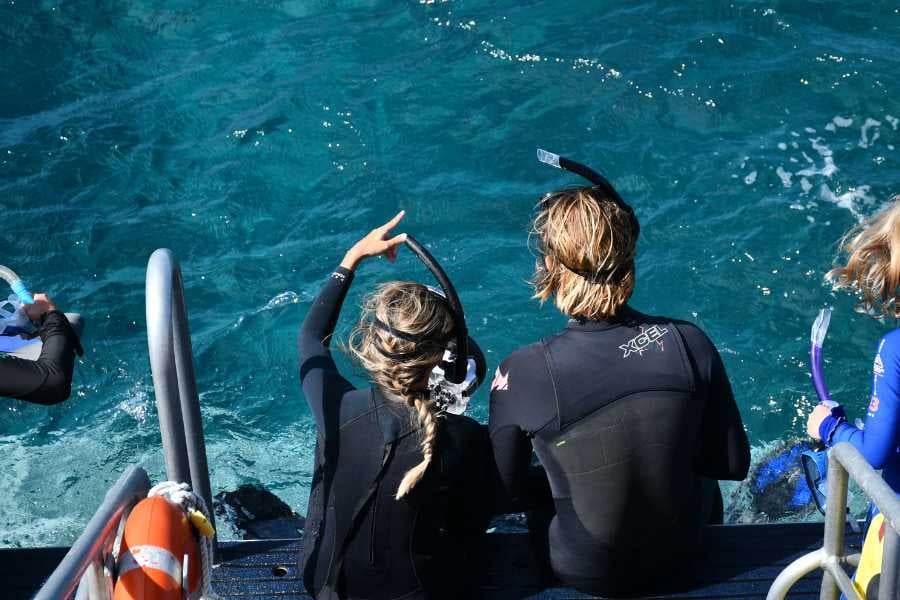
[298,211,494,600]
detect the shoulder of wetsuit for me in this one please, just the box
[498,340,548,371]
[877,328,900,355]
[667,319,717,350]
[442,413,488,441]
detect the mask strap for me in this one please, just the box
[372,317,425,343]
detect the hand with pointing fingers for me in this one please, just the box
[340,211,408,271]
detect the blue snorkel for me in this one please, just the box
[810,308,834,407]
[0,265,34,304]
[802,308,837,515]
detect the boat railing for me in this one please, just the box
[767,442,900,600]
[146,248,217,555]
[33,466,150,600]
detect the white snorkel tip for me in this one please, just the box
[811,307,833,349]
[536,148,561,169]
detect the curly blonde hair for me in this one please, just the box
[531,187,638,320]
[348,281,455,499]
[827,196,900,320]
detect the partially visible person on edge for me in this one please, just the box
[298,212,495,600]
[0,293,84,405]
[489,185,751,597]
[806,197,900,494]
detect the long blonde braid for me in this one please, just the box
[348,281,455,499]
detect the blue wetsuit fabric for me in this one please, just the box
[298,267,494,600]
[819,328,900,493]
[489,307,750,596]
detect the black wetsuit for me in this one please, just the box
[298,267,494,600]
[489,307,750,596]
[0,311,83,405]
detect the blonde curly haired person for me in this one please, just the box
[806,197,900,494]
[297,212,494,600]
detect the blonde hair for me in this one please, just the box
[531,187,638,320]
[827,196,900,320]
[348,281,455,499]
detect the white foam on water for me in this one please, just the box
[795,156,836,178]
[859,118,881,148]
[819,184,875,220]
[777,142,787,150]
[833,116,853,127]
[825,123,836,132]
[809,137,832,157]
[886,115,899,130]
[775,166,792,187]
[262,291,301,310]
[800,178,812,194]
[744,171,758,185]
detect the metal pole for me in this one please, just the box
[35,466,150,600]
[766,549,825,600]
[171,265,216,544]
[820,449,849,600]
[880,527,899,600]
[147,249,191,485]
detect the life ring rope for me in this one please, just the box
[147,481,219,600]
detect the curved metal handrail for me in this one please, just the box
[146,248,216,547]
[767,443,900,600]
[34,466,151,600]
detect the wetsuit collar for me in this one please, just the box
[566,306,638,331]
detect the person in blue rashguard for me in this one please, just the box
[806,197,900,493]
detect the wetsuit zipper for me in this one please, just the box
[369,483,379,565]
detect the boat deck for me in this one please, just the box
[6,522,861,599]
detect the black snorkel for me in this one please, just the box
[536,148,640,239]
[395,235,486,411]
[403,235,469,384]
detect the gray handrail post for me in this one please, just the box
[146,248,217,555]
[882,527,899,600]
[820,451,850,600]
[35,466,151,600]
[767,443,900,600]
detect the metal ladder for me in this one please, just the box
[35,248,216,598]
[767,442,900,600]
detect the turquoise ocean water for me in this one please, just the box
[1,1,899,546]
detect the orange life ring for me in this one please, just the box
[114,496,201,599]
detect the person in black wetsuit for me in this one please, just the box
[0,293,83,405]
[489,167,751,596]
[299,211,494,600]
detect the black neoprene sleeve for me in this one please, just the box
[298,266,356,438]
[0,311,82,405]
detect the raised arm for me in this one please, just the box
[298,211,408,437]
[0,295,83,406]
[298,267,357,435]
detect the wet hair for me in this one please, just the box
[348,281,455,499]
[531,187,638,320]
[827,196,900,320]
